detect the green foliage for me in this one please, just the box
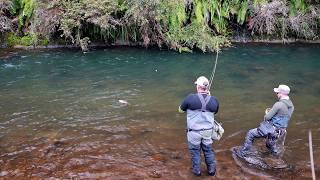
[10,0,36,28]
[184,0,250,34]
[289,0,307,16]
[158,0,184,35]
[6,32,49,46]
[116,0,127,13]
[212,1,230,33]
[252,0,267,7]
[2,0,320,50]
[41,38,49,46]
[165,23,230,52]
[194,0,204,25]
[55,0,121,48]
[158,0,230,52]
[7,33,35,46]
[161,0,250,51]
[237,1,248,25]
[9,0,20,15]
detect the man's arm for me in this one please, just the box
[178,95,190,113]
[214,98,219,114]
[264,102,281,120]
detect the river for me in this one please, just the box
[0,44,319,178]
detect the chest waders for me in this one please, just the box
[187,93,214,132]
[186,93,216,145]
[186,93,217,176]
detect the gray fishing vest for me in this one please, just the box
[186,93,215,131]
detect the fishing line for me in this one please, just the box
[208,49,220,91]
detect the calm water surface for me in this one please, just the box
[0,44,319,179]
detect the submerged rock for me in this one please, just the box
[232,146,289,170]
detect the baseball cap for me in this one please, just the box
[274,84,290,95]
[194,76,209,88]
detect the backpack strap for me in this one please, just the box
[197,93,211,112]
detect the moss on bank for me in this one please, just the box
[6,33,49,47]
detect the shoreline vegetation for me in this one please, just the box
[1,0,320,52]
[2,38,320,51]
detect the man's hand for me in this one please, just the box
[178,106,185,113]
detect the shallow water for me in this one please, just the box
[0,44,319,178]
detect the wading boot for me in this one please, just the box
[208,168,216,176]
[234,146,250,159]
[192,170,201,177]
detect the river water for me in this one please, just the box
[0,44,319,179]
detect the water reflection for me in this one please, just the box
[0,45,319,178]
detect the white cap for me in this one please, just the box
[194,76,209,88]
[274,84,290,95]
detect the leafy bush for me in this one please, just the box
[2,0,320,50]
[248,0,320,40]
[10,0,36,29]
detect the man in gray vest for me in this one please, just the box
[238,84,294,157]
[179,76,219,176]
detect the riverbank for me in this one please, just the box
[2,0,319,53]
[1,40,320,61]
[1,38,320,52]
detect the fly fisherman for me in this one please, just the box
[179,76,219,176]
[237,84,294,157]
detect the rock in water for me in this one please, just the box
[232,147,270,169]
[232,146,289,170]
[263,156,288,169]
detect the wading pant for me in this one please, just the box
[243,128,279,155]
[188,141,215,174]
